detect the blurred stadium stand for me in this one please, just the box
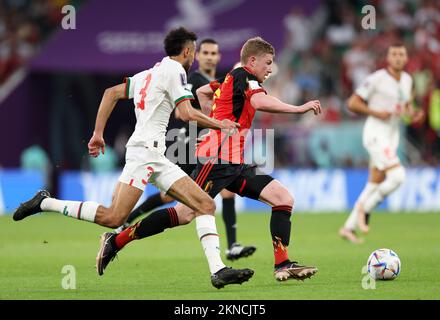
[0,0,439,212]
[262,0,440,168]
[1,0,439,169]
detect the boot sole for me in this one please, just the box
[96,233,108,276]
[275,267,318,282]
[213,269,254,289]
[226,247,257,261]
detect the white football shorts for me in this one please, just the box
[364,138,400,171]
[119,146,187,192]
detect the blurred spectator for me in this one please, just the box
[2,0,439,170]
[50,73,97,171]
[20,144,51,189]
[114,125,132,167]
[343,37,374,90]
[320,94,342,123]
[429,84,440,133]
[325,5,356,47]
[0,0,78,86]
[268,0,440,168]
[311,138,333,168]
[295,54,321,96]
[89,145,118,173]
[283,7,312,53]
[427,82,440,161]
[20,144,50,171]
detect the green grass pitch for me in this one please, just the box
[0,212,439,300]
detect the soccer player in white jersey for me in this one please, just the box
[13,27,254,288]
[120,39,257,262]
[340,43,424,243]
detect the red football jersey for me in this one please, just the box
[196,67,266,163]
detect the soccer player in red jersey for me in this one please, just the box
[108,37,322,284]
[118,39,257,261]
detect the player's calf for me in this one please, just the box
[97,211,129,229]
[359,166,405,233]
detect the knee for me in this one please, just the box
[284,192,294,208]
[272,189,294,207]
[178,210,196,225]
[200,197,216,215]
[378,166,405,197]
[391,166,405,185]
[386,166,405,188]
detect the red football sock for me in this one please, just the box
[114,207,179,250]
[115,223,139,249]
[271,205,293,266]
[273,236,289,266]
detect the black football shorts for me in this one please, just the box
[190,160,274,200]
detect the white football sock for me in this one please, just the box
[363,166,405,213]
[344,182,378,230]
[41,198,99,222]
[196,215,226,274]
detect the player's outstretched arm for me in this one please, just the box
[347,93,391,120]
[175,100,240,131]
[250,92,321,115]
[196,84,214,115]
[88,83,126,157]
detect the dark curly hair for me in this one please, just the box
[164,27,197,56]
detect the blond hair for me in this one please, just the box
[240,37,275,65]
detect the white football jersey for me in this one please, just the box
[356,68,412,148]
[124,57,194,154]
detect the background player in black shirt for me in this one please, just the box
[117,39,256,261]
